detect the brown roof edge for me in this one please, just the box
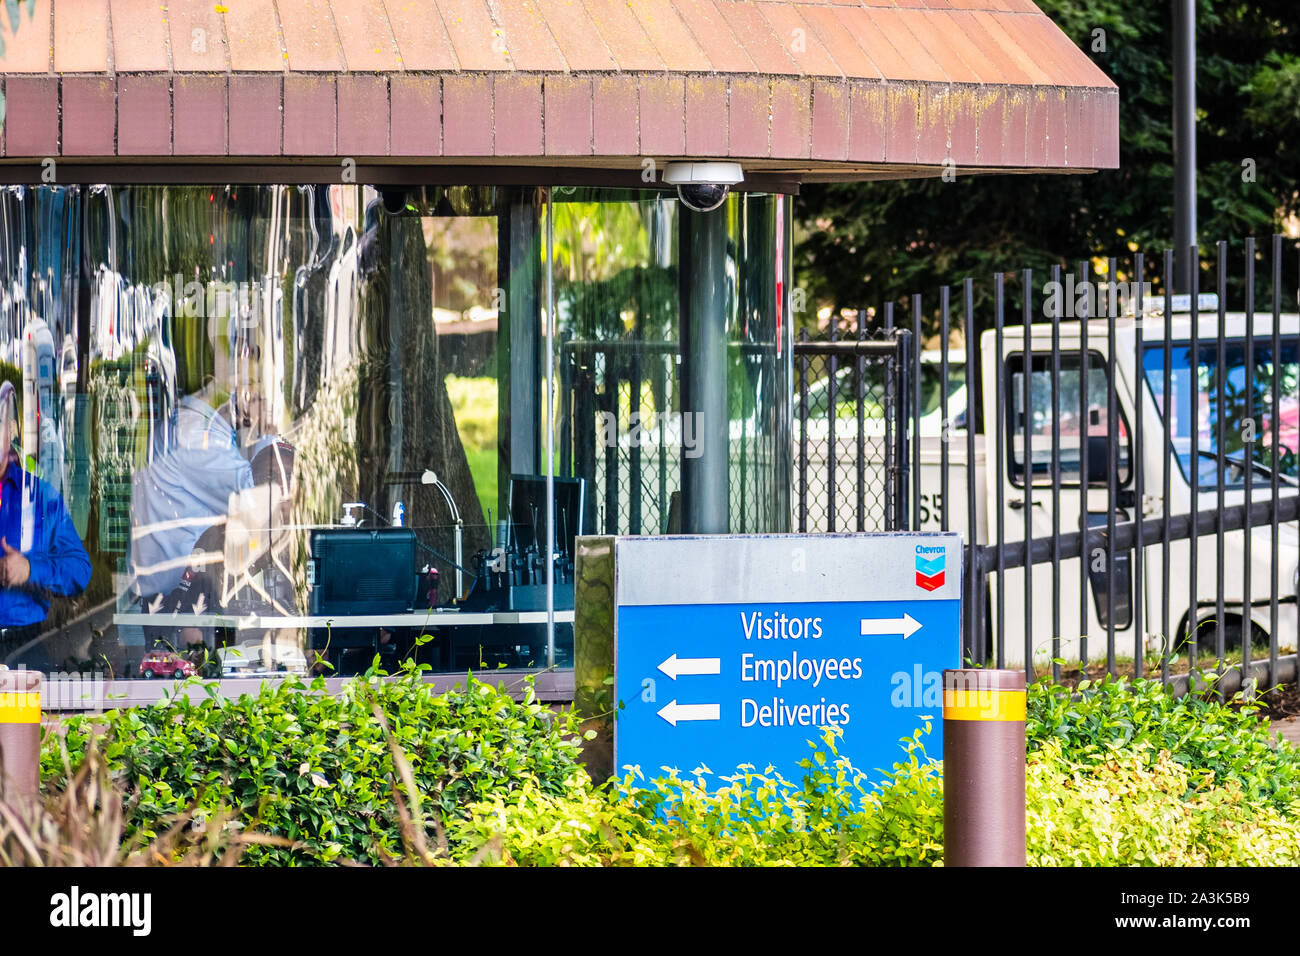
[1,73,1118,179]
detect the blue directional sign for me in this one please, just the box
[612,534,962,787]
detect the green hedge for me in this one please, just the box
[39,674,1300,866]
[42,670,588,865]
[451,678,1300,867]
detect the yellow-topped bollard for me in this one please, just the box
[942,668,1026,867]
[0,667,41,804]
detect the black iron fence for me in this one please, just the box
[814,236,1300,694]
[792,324,911,533]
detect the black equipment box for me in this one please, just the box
[308,528,418,615]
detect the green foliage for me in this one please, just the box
[1026,676,1300,810]
[37,672,1300,866]
[455,680,1300,867]
[796,0,1300,329]
[42,669,587,866]
[1027,741,1300,866]
[450,725,945,867]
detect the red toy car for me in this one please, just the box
[139,651,196,680]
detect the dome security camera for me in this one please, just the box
[663,162,744,213]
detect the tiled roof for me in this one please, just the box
[0,0,1118,174]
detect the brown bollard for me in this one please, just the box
[0,668,41,805]
[943,668,1026,867]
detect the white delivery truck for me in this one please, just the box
[801,306,1300,667]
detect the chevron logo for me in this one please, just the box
[915,551,946,591]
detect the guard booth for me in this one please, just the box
[0,0,1116,704]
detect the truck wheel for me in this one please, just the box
[1179,614,1266,656]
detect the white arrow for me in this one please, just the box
[860,613,923,639]
[657,654,722,680]
[657,700,721,726]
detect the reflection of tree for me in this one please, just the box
[551,199,656,286]
[1214,357,1300,478]
[355,204,490,594]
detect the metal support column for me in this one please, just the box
[680,207,729,533]
[497,190,542,508]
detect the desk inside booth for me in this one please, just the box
[113,523,577,677]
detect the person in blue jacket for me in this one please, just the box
[0,381,91,643]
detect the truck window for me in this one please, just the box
[1006,351,1132,488]
[1142,338,1300,488]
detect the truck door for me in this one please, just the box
[985,340,1136,668]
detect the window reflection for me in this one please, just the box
[0,184,791,680]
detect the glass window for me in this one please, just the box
[0,183,792,680]
[1143,339,1300,488]
[1006,351,1131,487]
[550,189,791,538]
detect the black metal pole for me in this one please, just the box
[1173,0,1197,293]
[680,207,729,533]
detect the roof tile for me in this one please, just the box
[898,8,973,83]
[109,0,170,71]
[728,77,769,157]
[832,7,911,82]
[222,0,285,71]
[757,3,842,78]
[228,74,283,154]
[4,76,58,157]
[581,0,663,71]
[953,10,1036,85]
[390,74,441,155]
[628,0,710,73]
[0,0,50,74]
[493,73,544,155]
[867,9,949,83]
[283,73,337,154]
[337,74,388,155]
[536,0,616,71]
[330,0,401,71]
[61,76,116,155]
[277,0,345,71]
[798,3,881,81]
[543,74,592,155]
[493,0,569,71]
[847,80,886,163]
[770,77,810,158]
[810,79,849,160]
[915,83,948,165]
[54,0,107,73]
[592,75,639,154]
[118,74,172,155]
[443,73,493,155]
[174,74,229,156]
[924,10,1000,84]
[669,0,754,73]
[685,75,728,156]
[639,74,684,156]
[0,0,1121,173]
[435,0,510,71]
[168,0,229,72]
[386,0,457,70]
[974,12,1051,85]
[1014,11,1114,88]
[717,1,799,76]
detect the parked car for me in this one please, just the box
[139,650,195,680]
